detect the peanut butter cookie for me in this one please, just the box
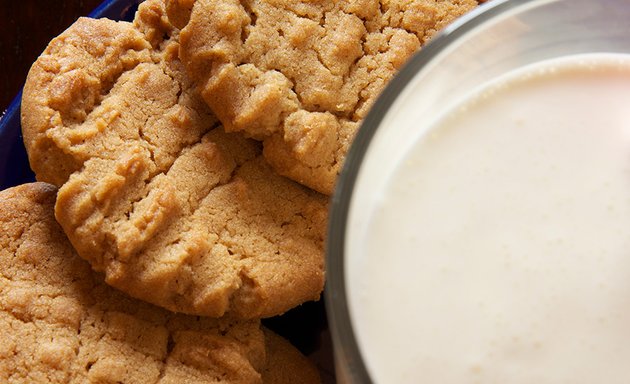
[261,329,321,384]
[168,0,478,194]
[21,0,327,319]
[0,182,320,384]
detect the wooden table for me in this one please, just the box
[0,0,104,112]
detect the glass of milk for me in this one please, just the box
[326,0,630,383]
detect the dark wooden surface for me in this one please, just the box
[0,0,104,112]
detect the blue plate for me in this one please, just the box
[0,0,142,190]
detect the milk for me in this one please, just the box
[348,54,630,383]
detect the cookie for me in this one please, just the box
[168,0,479,194]
[0,182,317,383]
[21,0,327,319]
[261,329,321,384]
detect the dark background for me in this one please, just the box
[0,0,104,112]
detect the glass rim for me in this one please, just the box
[324,0,540,381]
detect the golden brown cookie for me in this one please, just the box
[21,0,327,319]
[0,182,262,383]
[168,0,478,194]
[261,330,321,384]
[0,182,321,383]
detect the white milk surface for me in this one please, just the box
[351,54,630,383]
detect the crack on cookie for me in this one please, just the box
[175,84,184,101]
[312,31,334,80]
[138,115,158,167]
[73,320,89,377]
[94,56,154,120]
[155,332,176,383]
[377,0,385,33]
[122,177,153,222]
[352,62,383,121]
[240,0,257,42]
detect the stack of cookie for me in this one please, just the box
[5,0,478,381]
[0,183,320,383]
